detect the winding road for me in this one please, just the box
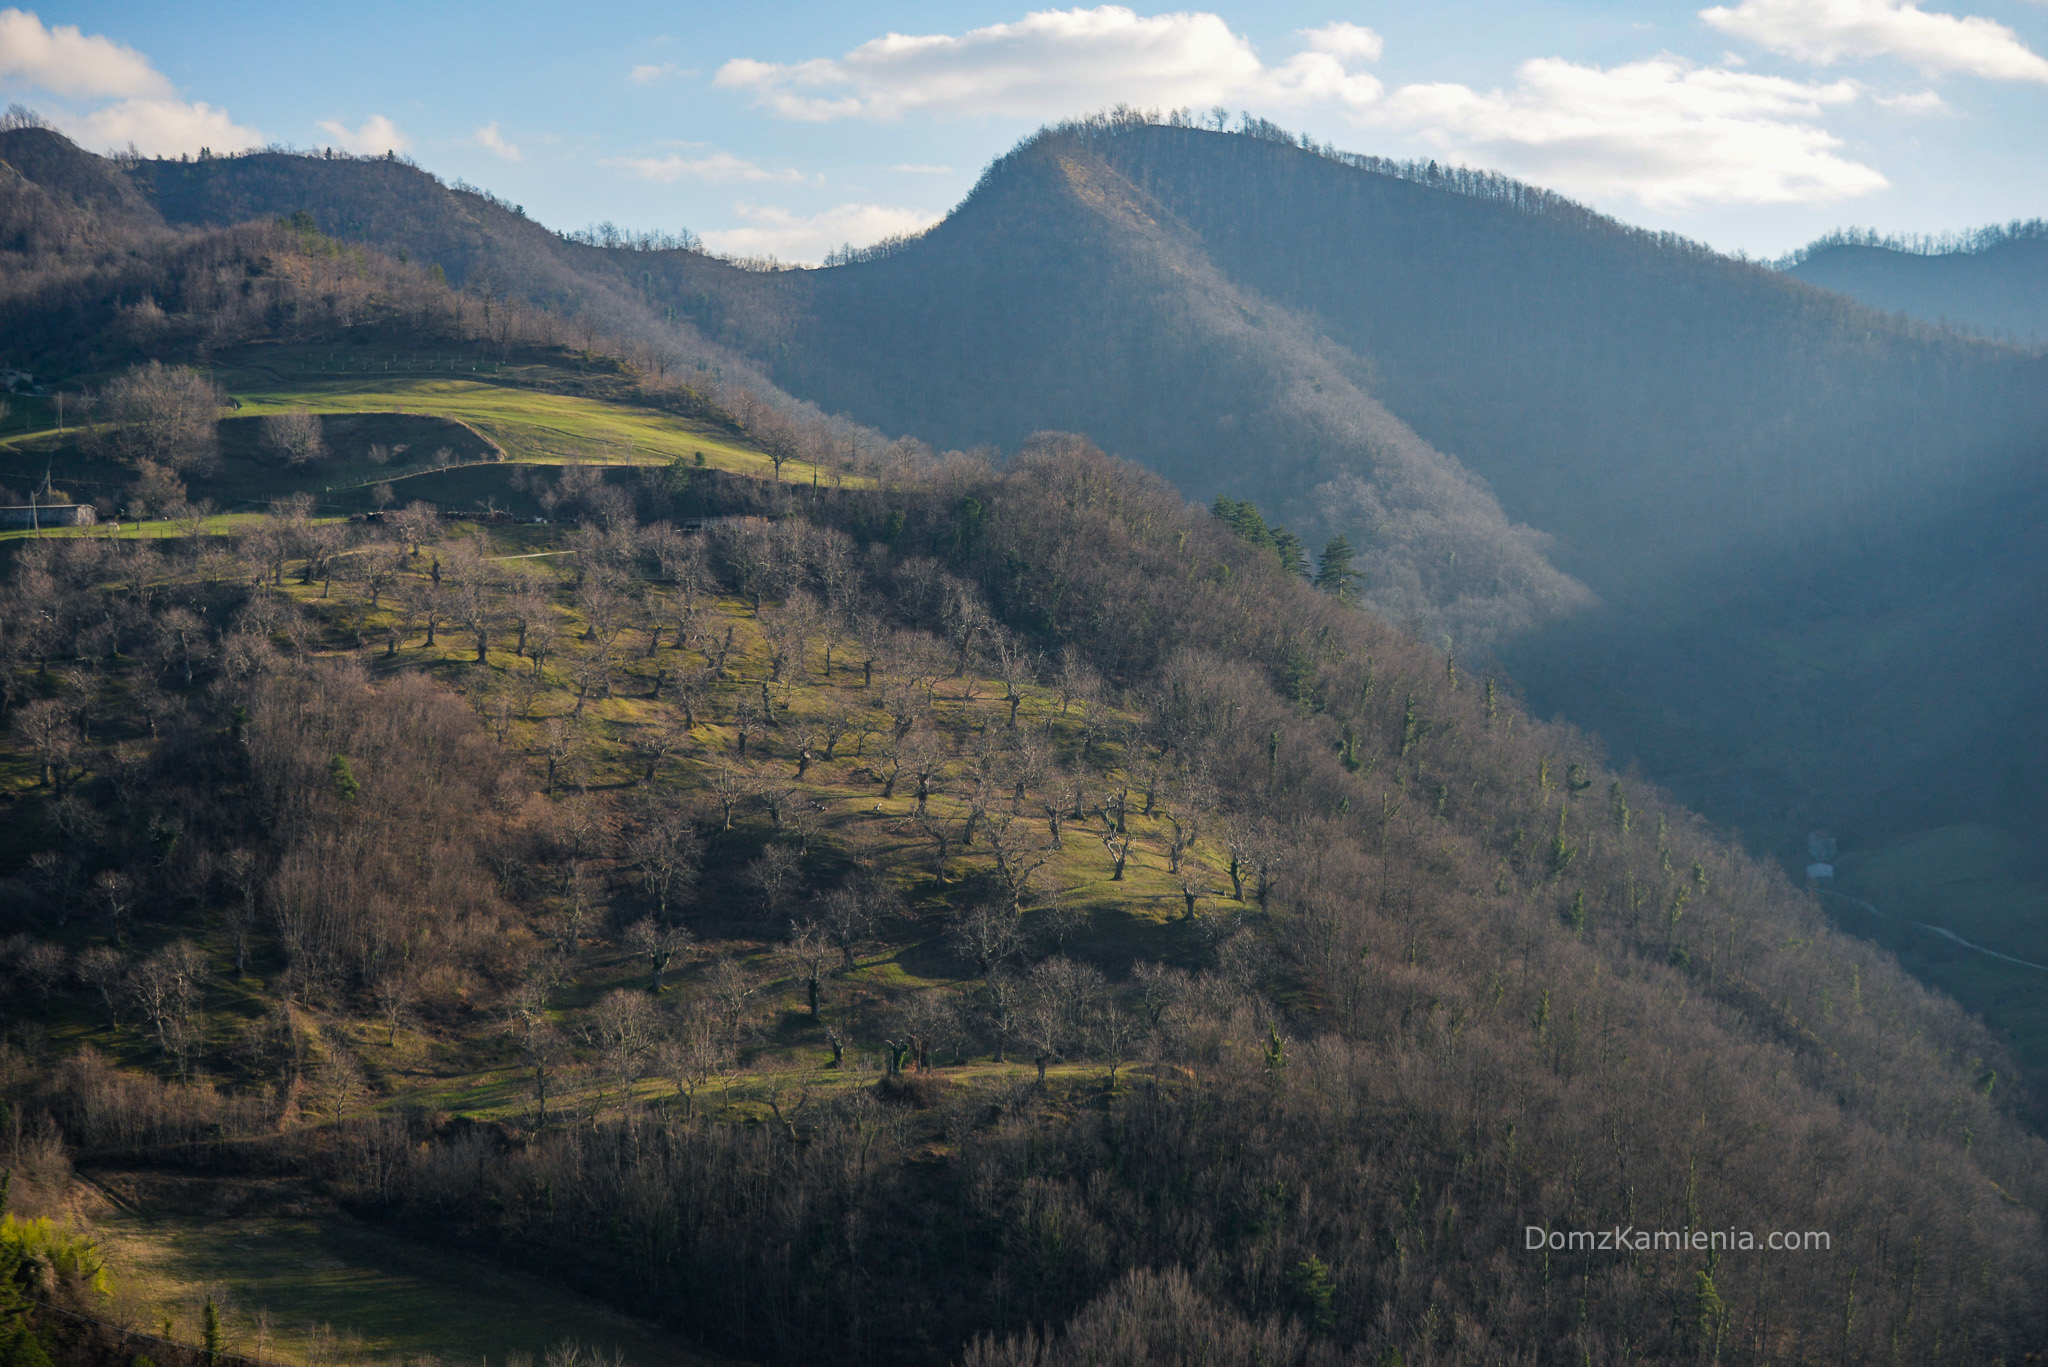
[1816,888,2048,973]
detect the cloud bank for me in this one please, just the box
[0,6,164,96]
[711,5,1913,209]
[0,6,261,154]
[714,8,1383,120]
[1702,0,2048,82]
[1381,57,1885,209]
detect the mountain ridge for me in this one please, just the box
[2,121,2048,1364]
[7,116,2047,884]
[1785,223,2048,344]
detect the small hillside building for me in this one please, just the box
[0,504,96,529]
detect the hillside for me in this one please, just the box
[3,126,1582,648]
[1785,224,2048,344]
[754,122,2048,853]
[2,424,2043,1365]
[8,116,2048,1115]
[0,125,852,465]
[39,118,2041,611]
[73,116,2048,843]
[3,118,2048,1364]
[0,188,2040,1365]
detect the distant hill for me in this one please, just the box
[674,120,2048,853]
[1785,223,2048,344]
[752,129,1590,642]
[8,117,2048,860]
[0,124,841,444]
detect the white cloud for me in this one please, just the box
[1701,0,2048,82]
[472,121,522,161]
[888,162,954,174]
[631,61,689,84]
[602,149,808,183]
[1873,87,1949,109]
[1,8,262,155]
[0,7,167,97]
[700,201,942,263]
[1375,57,1886,209]
[711,7,1908,212]
[1299,21,1384,63]
[315,114,412,155]
[713,6,1382,121]
[55,96,260,156]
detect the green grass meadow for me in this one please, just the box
[0,355,840,528]
[88,1178,725,1367]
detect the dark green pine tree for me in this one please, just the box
[1315,534,1360,600]
[1212,495,1274,552]
[1271,528,1309,578]
[1212,495,1309,577]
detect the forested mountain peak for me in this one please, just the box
[0,123,158,223]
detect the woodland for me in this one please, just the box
[0,110,2043,1367]
[22,107,2039,876]
[1784,221,2048,344]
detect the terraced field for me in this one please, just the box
[0,355,834,527]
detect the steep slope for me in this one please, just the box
[719,122,2048,857]
[9,132,839,444]
[0,122,159,223]
[11,121,2048,957]
[3,435,2045,1364]
[75,129,1589,646]
[763,138,1590,642]
[3,132,2048,1364]
[1787,225,2048,343]
[1070,124,2048,590]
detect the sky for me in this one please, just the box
[3,1,2045,262]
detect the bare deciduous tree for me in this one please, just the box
[261,409,325,466]
[622,797,702,919]
[776,921,835,1019]
[745,843,805,923]
[624,917,695,992]
[93,362,223,473]
[583,988,660,1115]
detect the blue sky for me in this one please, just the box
[4,1,2046,261]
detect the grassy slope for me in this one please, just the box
[332,554,1207,1115]
[214,352,811,478]
[85,1174,723,1366]
[0,513,337,545]
[7,514,1229,1108]
[0,354,838,524]
[0,367,886,1359]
